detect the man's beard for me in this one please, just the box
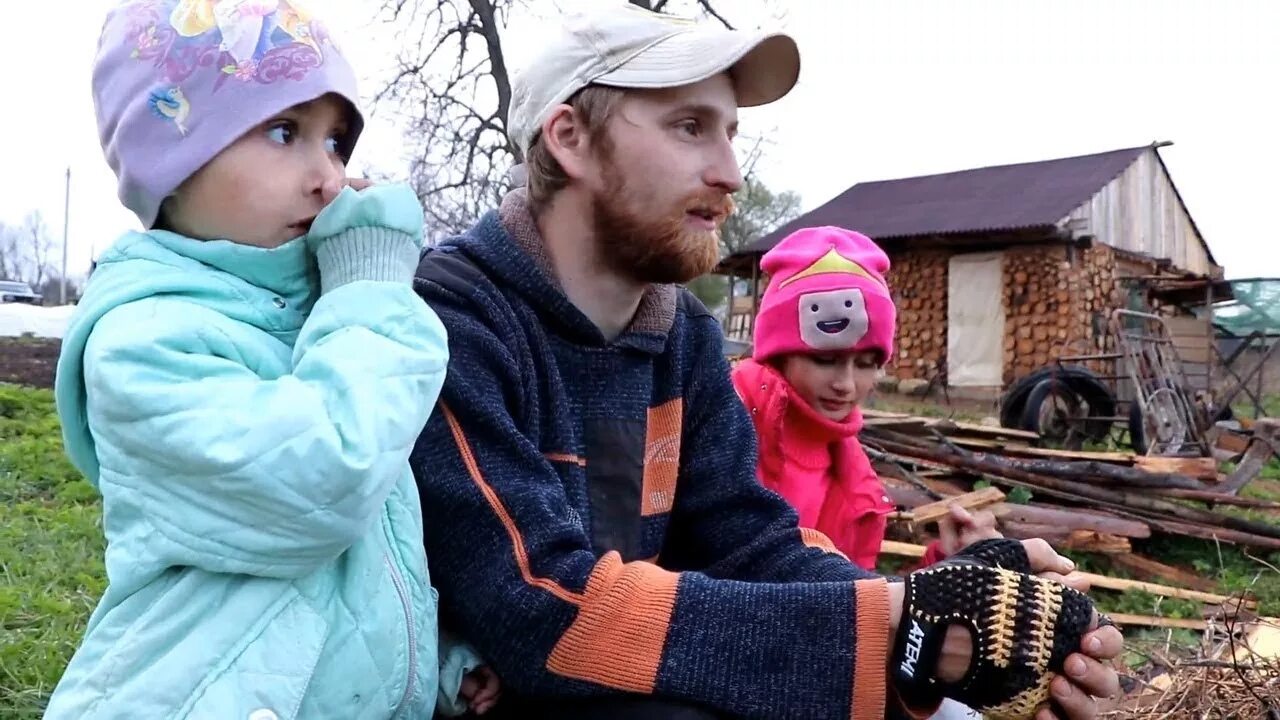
[591,157,735,285]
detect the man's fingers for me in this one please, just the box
[1064,652,1123,699]
[938,515,959,555]
[1082,621,1125,660]
[345,176,374,191]
[948,503,974,524]
[1044,674,1098,720]
[1022,538,1075,575]
[1038,571,1092,593]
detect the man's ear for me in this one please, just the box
[540,104,593,181]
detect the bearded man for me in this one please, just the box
[410,5,1122,719]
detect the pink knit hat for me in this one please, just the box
[753,226,896,363]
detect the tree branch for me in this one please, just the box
[694,0,735,29]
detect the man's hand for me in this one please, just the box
[1035,614,1124,720]
[1020,539,1124,719]
[889,539,1124,719]
[938,504,1001,557]
[459,665,502,715]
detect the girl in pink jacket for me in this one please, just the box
[732,226,996,572]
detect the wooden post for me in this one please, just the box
[723,269,735,334]
[749,258,760,336]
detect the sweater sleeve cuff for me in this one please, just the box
[314,227,419,293]
[853,578,890,717]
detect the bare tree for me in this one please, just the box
[685,169,801,312]
[719,136,801,256]
[23,211,56,289]
[375,0,744,238]
[0,212,57,287]
[0,221,20,281]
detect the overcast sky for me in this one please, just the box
[1,0,1275,281]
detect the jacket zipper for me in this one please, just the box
[384,545,417,717]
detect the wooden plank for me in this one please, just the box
[1133,456,1220,481]
[861,409,1040,442]
[1109,554,1220,593]
[1165,316,1210,336]
[1236,623,1280,661]
[999,523,1132,554]
[939,419,1041,442]
[1077,572,1257,608]
[991,504,1151,539]
[1175,346,1212,364]
[880,542,1255,608]
[862,417,930,432]
[902,487,1007,525]
[1109,613,1209,631]
[880,540,927,558]
[949,438,1136,464]
[1216,431,1252,455]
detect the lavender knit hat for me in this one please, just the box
[92,0,364,228]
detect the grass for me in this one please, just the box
[0,384,104,718]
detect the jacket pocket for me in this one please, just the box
[179,587,329,720]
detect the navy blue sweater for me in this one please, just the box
[411,191,894,719]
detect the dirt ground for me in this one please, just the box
[0,337,60,389]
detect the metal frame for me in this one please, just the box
[1109,309,1210,456]
[1050,310,1212,456]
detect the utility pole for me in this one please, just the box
[61,166,70,304]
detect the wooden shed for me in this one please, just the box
[718,143,1225,396]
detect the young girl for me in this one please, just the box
[734,227,998,720]
[732,226,999,571]
[47,1,496,717]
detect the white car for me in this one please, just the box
[0,280,42,304]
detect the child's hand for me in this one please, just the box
[318,177,374,207]
[938,503,1001,557]
[459,665,502,715]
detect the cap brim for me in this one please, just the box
[594,29,799,108]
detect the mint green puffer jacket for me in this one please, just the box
[47,186,478,719]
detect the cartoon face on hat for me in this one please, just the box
[752,226,897,364]
[798,288,869,351]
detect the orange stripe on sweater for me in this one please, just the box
[641,399,683,516]
[442,404,582,605]
[852,579,890,719]
[545,452,587,467]
[799,528,849,560]
[547,553,679,692]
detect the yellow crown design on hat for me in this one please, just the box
[779,247,886,289]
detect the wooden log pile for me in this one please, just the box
[863,409,1280,555]
[866,408,1280,716]
[1001,245,1120,382]
[886,250,948,381]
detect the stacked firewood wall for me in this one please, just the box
[1003,244,1120,384]
[886,250,949,381]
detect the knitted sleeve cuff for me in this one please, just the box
[314,227,419,294]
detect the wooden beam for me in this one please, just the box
[1076,573,1256,609]
[1133,456,1220,482]
[880,541,1256,608]
[1108,613,1209,631]
[999,524,1132,554]
[949,438,1136,464]
[990,504,1151,539]
[901,487,1007,525]
[880,540,927,558]
[1109,554,1220,594]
